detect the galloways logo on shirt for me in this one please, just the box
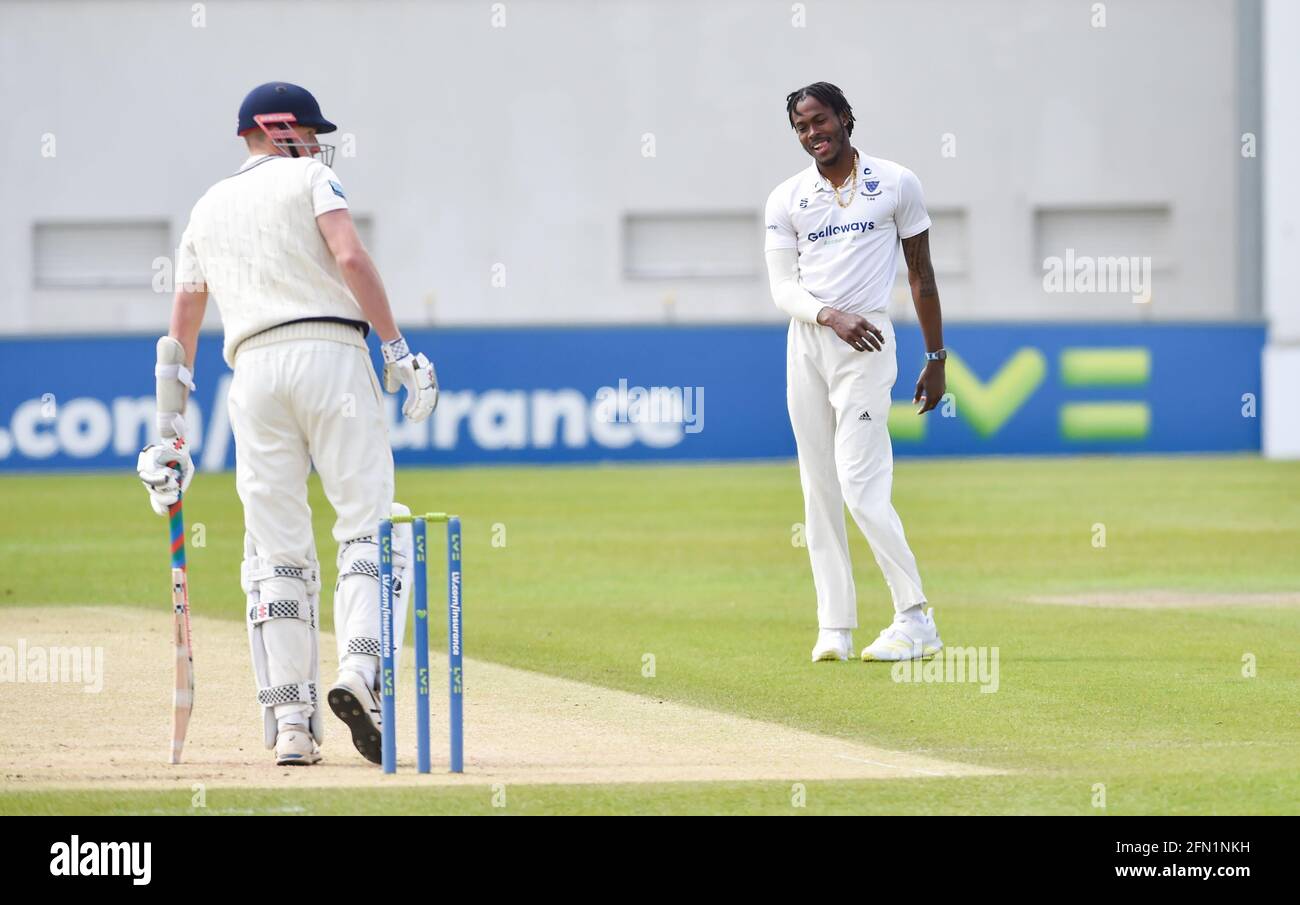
[807,220,875,243]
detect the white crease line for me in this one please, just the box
[833,753,949,777]
[119,805,309,816]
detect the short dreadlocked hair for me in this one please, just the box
[785,82,855,136]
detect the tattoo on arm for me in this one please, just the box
[901,230,938,299]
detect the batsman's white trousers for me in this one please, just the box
[786,316,926,630]
[229,328,393,559]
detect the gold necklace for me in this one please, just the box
[831,152,859,209]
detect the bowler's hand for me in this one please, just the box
[914,361,946,414]
[818,307,885,352]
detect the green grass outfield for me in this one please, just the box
[3,455,1299,815]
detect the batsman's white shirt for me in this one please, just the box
[177,150,391,544]
[765,155,930,317]
[177,154,362,366]
[176,153,394,728]
[766,154,930,630]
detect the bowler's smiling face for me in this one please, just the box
[790,96,847,165]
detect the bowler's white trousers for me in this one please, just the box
[786,317,926,629]
[227,326,394,728]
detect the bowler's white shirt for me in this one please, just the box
[176,154,360,365]
[764,154,930,317]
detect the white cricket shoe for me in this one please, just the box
[327,670,383,765]
[811,629,854,662]
[274,726,321,766]
[861,608,943,662]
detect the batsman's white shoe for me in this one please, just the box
[861,608,943,662]
[327,670,383,765]
[274,726,321,766]
[811,629,854,662]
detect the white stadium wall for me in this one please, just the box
[1262,0,1300,459]
[0,0,1249,334]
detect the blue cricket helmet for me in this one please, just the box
[237,82,337,135]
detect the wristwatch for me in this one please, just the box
[925,348,948,362]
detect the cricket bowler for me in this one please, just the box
[765,82,947,663]
[135,82,438,765]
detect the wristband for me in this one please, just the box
[381,336,410,363]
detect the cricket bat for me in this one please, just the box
[168,491,195,764]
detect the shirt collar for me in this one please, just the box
[805,155,871,193]
[807,164,832,193]
[239,153,278,171]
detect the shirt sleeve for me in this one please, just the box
[174,222,205,288]
[308,161,350,216]
[764,187,798,252]
[895,167,932,240]
[766,248,824,324]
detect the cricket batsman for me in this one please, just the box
[765,82,947,663]
[135,82,438,765]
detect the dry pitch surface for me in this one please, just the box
[0,606,998,790]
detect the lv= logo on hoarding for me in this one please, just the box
[889,347,1152,442]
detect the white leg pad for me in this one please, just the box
[244,544,323,748]
[334,507,411,691]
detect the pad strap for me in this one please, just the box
[154,362,196,391]
[157,412,187,439]
[242,561,321,593]
[341,558,379,580]
[347,637,382,656]
[257,681,318,708]
[247,598,316,628]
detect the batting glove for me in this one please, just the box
[137,438,194,516]
[381,337,439,423]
